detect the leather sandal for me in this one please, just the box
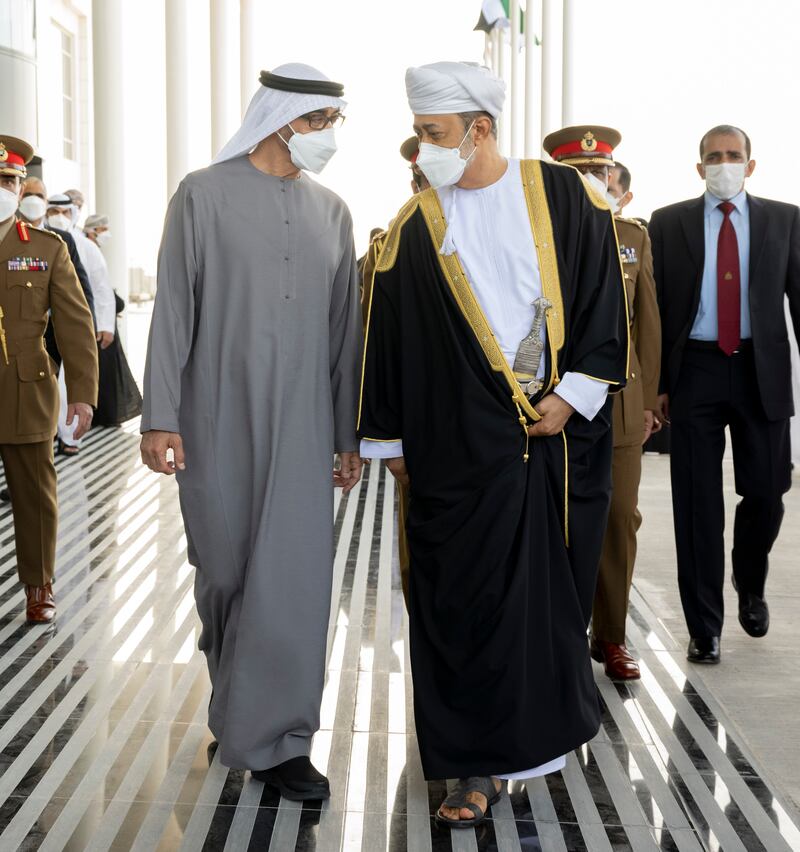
[435,776,505,829]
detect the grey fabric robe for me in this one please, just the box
[141,156,362,770]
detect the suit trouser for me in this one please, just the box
[592,442,642,643]
[0,440,58,587]
[670,343,791,638]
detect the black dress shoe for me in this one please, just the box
[0,488,9,502]
[738,593,769,637]
[687,636,720,664]
[252,756,331,801]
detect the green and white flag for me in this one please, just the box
[474,0,530,37]
[474,0,509,33]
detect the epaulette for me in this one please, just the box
[375,193,423,273]
[20,222,65,245]
[616,216,647,232]
[370,229,387,254]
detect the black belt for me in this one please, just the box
[685,338,753,354]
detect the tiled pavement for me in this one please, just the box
[0,424,798,851]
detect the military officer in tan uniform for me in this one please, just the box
[544,127,661,680]
[0,135,98,623]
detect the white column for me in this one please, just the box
[210,0,239,158]
[165,0,191,197]
[92,0,129,304]
[562,0,578,125]
[540,0,563,148]
[240,0,258,115]
[509,0,520,157]
[524,0,541,157]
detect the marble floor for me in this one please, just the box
[0,424,799,851]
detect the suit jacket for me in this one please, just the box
[612,217,661,447]
[0,219,98,444]
[47,225,95,324]
[649,193,800,421]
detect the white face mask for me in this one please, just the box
[280,125,337,174]
[47,213,72,231]
[94,230,112,247]
[416,122,477,190]
[604,191,621,214]
[19,195,47,223]
[704,163,746,200]
[583,171,611,201]
[0,187,20,222]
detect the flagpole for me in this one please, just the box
[510,0,520,157]
[524,0,540,158]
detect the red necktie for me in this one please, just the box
[717,201,741,356]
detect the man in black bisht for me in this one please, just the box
[358,62,628,828]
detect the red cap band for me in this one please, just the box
[551,139,614,160]
[2,150,25,167]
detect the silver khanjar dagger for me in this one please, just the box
[513,296,551,397]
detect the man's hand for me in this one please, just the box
[66,402,93,439]
[141,430,185,475]
[97,331,115,350]
[643,409,662,444]
[333,452,363,494]
[386,456,409,486]
[655,393,670,425]
[527,393,575,438]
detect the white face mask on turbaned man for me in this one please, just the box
[416,122,477,190]
[704,163,746,200]
[0,187,20,222]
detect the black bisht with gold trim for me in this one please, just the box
[358,160,629,780]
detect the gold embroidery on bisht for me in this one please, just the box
[418,188,542,425]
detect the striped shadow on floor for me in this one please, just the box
[0,425,798,850]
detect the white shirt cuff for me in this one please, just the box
[554,372,610,421]
[359,439,403,459]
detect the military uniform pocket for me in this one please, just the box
[8,273,49,321]
[16,350,58,436]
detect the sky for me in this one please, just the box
[119,0,800,273]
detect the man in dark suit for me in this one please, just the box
[650,125,800,664]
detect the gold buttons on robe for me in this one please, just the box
[38,371,45,377]
[26,281,32,288]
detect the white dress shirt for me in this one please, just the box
[361,160,609,460]
[690,190,751,340]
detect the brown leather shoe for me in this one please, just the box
[590,638,640,680]
[25,584,56,624]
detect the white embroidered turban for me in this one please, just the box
[405,61,505,118]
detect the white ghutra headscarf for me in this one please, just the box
[212,63,346,165]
